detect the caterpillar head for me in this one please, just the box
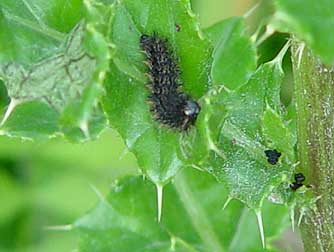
[181,99,200,130]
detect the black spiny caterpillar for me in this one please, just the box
[140,34,200,131]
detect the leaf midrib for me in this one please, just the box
[2,9,65,42]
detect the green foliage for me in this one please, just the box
[272,0,334,64]
[0,0,110,141]
[262,106,295,162]
[206,17,257,89]
[102,0,212,185]
[207,59,293,209]
[75,168,289,252]
[0,129,137,252]
[2,0,333,251]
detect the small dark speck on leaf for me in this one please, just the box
[290,173,307,191]
[264,149,281,165]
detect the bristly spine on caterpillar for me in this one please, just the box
[140,33,200,131]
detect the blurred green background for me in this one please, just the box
[0,0,298,251]
[0,130,138,252]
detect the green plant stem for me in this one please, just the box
[292,42,334,252]
[173,171,225,252]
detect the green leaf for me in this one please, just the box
[0,101,59,138]
[0,1,111,141]
[205,17,257,90]
[102,0,212,184]
[178,86,227,168]
[272,0,334,64]
[206,55,295,209]
[0,22,95,111]
[0,80,9,111]
[228,202,289,252]
[0,1,72,63]
[226,60,283,138]
[178,35,294,211]
[58,0,113,141]
[262,106,295,162]
[75,168,289,252]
